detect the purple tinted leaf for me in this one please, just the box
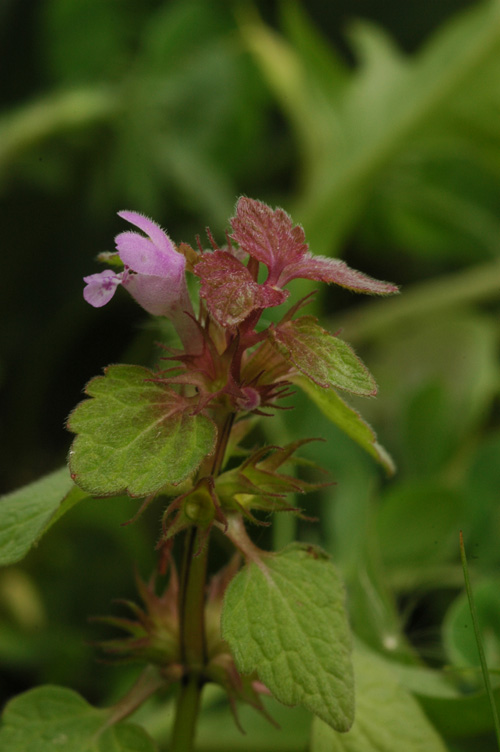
[278,254,400,294]
[230,198,307,283]
[195,249,287,327]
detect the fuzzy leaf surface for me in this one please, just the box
[230,197,307,275]
[195,249,286,326]
[0,467,88,566]
[278,254,399,293]
[0,685,157,752]
[68,364,216,497]
[270,316,376,395]
[293,374,394,474]
[311,648,446,752]
[221,543,354,731]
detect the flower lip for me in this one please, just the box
[117,210,172,255]
[115,211,184,280]
[83,269,125,307]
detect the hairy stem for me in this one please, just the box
[171,412,235,751]
[170,527,208,752]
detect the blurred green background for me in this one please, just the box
[2,0,500,750]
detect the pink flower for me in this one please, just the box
[84,211,200,352]
[83,268,127,308]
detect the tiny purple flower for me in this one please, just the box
[83,211,201,352]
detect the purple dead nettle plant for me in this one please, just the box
[69,197,398,748]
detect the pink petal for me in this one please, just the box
[117,210,172,255]
[115,231,184,279]
[83,270,123,307]
[123,273,183,316]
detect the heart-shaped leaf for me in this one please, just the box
[68,364,216,497]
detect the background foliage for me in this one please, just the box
[2,0,500,749]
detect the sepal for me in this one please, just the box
[92,568,181,671]
[216,439,327,515]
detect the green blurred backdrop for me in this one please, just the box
[3,1,500,750]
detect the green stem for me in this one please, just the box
[170,673,204,752]
[179,527,208,668]
[170,526,208,752]
[171,413,235,751]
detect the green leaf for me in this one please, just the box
[293,374,394,474]
[0,685,157,752]
[311,648,447,751]
[221,543,354,731]
[443,578,500,672]
[68,365,216,497]
[376,480,464,568]
[393,661,500,739]
[0,467,88,566]
[270,316,376,396]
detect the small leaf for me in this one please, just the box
[230,197,307,277]
[311,648,447,752]
[270,316,376,396]
[195,249,286,327]
[279,253,399,293]
[293,374,394,474]
[68,364,216,497]
[376,480,464,567]
[0,467,88,566]
[221,543,354,731]
[0,685,158,752]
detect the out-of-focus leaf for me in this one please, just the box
[376,480,464,569]
[245,0,500,255]
[195,694,310,751]
[393,661,500,739]
[360,149,500,262]
[0,685,158,751]
[443,578,500,671]
[359,312,499,473]
[311,647,447,751]
[0,468,88,566]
